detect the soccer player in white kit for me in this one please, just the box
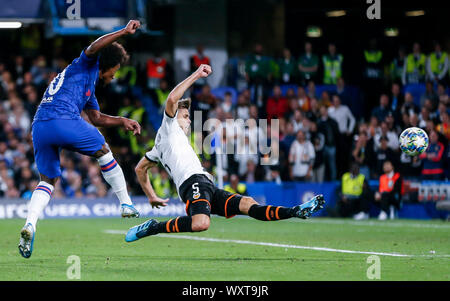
[125,64,325,242]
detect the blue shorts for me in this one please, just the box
[32,119,105,178]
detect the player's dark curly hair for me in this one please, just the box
[98,42,129,71]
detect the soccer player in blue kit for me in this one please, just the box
[18,20,142,258]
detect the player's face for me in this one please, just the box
[177,108,191,135]
[99,64,120,86]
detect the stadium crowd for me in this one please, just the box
[0,38,449,204]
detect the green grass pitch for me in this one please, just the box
[1,217,449,281]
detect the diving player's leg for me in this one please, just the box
[125,177,213,242]
[219,190,325,221]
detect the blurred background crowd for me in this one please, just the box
[1,37,449,201]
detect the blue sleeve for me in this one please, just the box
[77,49,98,67]
[84,94,100,111]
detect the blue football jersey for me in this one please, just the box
[33,50,100,122]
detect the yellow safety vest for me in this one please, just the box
[155,89,170,106]
[406,54,426,74]
[428,52,448,75]
[364,50,382,63]
[224,183,247,195]
[128,107,146,155]
[150,174,172,198]
[341,173,365,197]
[322,55,343,84]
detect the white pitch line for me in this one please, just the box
[105,229,449,258]
[303,219,450,229]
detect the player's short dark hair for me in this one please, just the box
[178,98,191,110]
[99,42,129,72]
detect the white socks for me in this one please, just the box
[97,152,132,206]
[25,181,54,231]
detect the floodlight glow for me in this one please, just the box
[326,10,346,17]
[0,22,22,29]
[405,10,425,17]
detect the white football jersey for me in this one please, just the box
[145,111,211,193]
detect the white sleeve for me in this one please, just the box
[145,147,159,163]
[347,106,356,133]
[160,110,178,135]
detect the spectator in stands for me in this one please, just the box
[191,45,211,89]
[400,92,419,117]
[328,94,355,176]
[335,77,351,106]
[146,53,170,90]
[235,93,250,120]
[278,48,297,85]
[296,86,310,112]
[318,106,339,181]
[284,94,299,121]
[306,80,317,100]
[322,43,343,85]
[426,41,448,85]
[195,84,218,116]
[399,150,422,180]
[29,55,48,88]
[420,81,439,111]
[362,38,384,115]
[418,107,431,129]
[266,165,282,184]
[437,83,449,104]
[352,129,374,179]
[385,112,401,135]
[420,130,445,180]
[306,97,320,122]
[234,135,259,178]
[374,160,403,220]
[289,129,315,181]
[336,162,371,220]
[371,94,392,123]
[266,85,288,122]
[436,112,450,141]
[402,42,426,85]
[224,174,248,195]
[309,121,325,183]
[221,91,234,114]
[390,82,404,114]
[291,109,309,133]
[150,78,171,109]
[436,102,449,123]
[245,43,270,107]
[390,46,406,84]
[374,121,399,151]
[298,41,319,86]
[373,136,398,179]
[319,90,332,108]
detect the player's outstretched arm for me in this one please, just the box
[135,156,169,208]
[165,64,212,117]
[85,109,141,135]
[85,20,140,57]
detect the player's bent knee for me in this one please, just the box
[191,215,210,232]
[239,196,258,215]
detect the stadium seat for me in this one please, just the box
[403,83,426,107]
[211,86,238,105]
